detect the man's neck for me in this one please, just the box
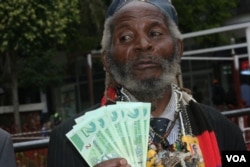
[120,85,173,116]
[151,88,172,117]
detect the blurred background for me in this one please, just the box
[0,0,250,166]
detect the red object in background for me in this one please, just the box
[241,60,250,70]
[16,148,48,167]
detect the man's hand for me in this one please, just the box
[94,158,131,167]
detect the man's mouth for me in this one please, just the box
[133,60,161,70]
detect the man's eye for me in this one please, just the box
[150,31,161,37]
[120,35,131,42]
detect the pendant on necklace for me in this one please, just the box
[162,151,192,167]
[180,134,205,167]
[146,135,205,167]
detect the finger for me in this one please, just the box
[94,158,130,167]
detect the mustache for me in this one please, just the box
[129,54,169,66]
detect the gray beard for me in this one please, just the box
[106,48,179,102]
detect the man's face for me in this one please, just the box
[105,2,182,100]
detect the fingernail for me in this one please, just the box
[119,159,127,165]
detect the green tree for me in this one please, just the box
[68,0,108,53]
[173,0,238,33]
[0,0,80,132]
[172,0,238,47]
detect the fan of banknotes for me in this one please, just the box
[66,102,151,167]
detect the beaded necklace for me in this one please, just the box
[118,85,204,167]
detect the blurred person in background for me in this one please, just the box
[241,76,250,107]
[0,128,16,167]
[211,79,226,111]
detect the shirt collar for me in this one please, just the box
[120,85,177,121]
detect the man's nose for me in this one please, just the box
[134,35,152,51]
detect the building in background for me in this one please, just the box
[0,1,250,132]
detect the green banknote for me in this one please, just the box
[66,102,151,167]
[67,107,123,166]
[105,104,135,164]
[116,102,151,167]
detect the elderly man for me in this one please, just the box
[47,0,246,167]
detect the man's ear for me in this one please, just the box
[177,39,184,62]
[175,39,184,87]
[101,50,110,73]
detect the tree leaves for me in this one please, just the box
[0,0,80,53]
[172,0,238,33]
